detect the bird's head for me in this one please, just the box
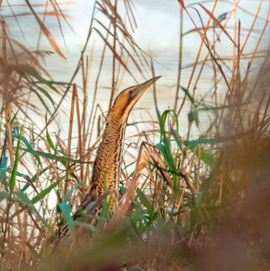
[111,76,161,122]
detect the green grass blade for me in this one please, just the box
[58,202,73,230]
[0,191,10,199]
[9,128,23,193]
[31,181,59,204]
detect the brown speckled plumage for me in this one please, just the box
[88,115,125,209]
[48,77,160,248]
[80,76,160,213]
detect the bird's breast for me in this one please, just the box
[90,120,125,208]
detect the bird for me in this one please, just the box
[50,76,161,246]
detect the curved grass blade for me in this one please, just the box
[9,128,23,193]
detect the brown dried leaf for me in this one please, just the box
[25,0,65,59]
[199,4,237,47]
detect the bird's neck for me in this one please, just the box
[89,114,126,208]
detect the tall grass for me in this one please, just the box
[0,0,269,270]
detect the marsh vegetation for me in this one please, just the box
[0,1,269,270]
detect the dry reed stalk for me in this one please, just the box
[186,0,266,137]
[109,0,118,111]
[113,142,173,223]
[74,85,84,182]
[36,0,49,50]
[177,0,219,115]
[39,0,97,134]
[64,84,76,196]
[1,20,14,166]
[174,5,184,111]
[24,0,65,59]
[87,30,110,146]
[189,1,240,104]
[246,4,270,79]
[231,0,237,96]
[240,0,264,55]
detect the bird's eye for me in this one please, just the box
[128,90,133,97]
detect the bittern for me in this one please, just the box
[53,76,160,243]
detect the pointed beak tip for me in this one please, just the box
[147,75,161,87]
[147,75,161,86]
[136,76,162,94]
[153,75,162,82]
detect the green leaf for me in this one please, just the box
[63,183,81,203]
[137,189,152,211]
[10,110,19,125]
[97,196,111,228]
[58,202,73,230]
[186,137,228,145]
[0,157,8,184]
[46,128,58,153]
[15,190,49,228]
[21,136,41,164]
[78,201,96,218]
[156,142,176,173]
[73,220,97,233]
[159,109,179,136]
[181,86,195,104]
[21,148,67,163]
[14,64,60,94]
[21,167,49,192]
[188,109,199,126]
[31,181,59,204]
[9,128,23,192]
[157,110,179,177]
[16,190,33,207]
[0,191,10,200]
[30,87,52,114]
[173,130,215,167]
[144,211,158,230]
[187,144,215,167]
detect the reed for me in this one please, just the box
[0,0,269,270]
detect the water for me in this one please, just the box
[3,0,269,141]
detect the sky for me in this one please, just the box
[55,0,269,52]
[4,1,269,65]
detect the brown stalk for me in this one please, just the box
[81,54,90,156]
[86,31,110,147]
[74,85,84,182]
[199,4,238,47]
[230,0,237,96]
[1,20,14,166]
[113,142,172,223]
[240,4,270,108]
[39,0,97,135]
[240,0,264,56]
[123,0,137,31]
[64,84,76,197]
[174,5,184,111]
[177,0,218,116]
[191,1,240,104]
[108,0,118,112]
[94,18,145,78]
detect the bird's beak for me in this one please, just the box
[116,76,161,121]
[131,76,161,100]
